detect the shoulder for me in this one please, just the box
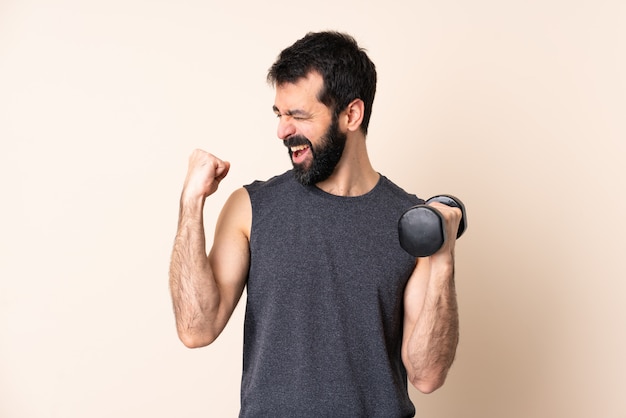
[226,170,295,236]
[244,170,294,196]
[216,187,252,240]
[377,174,424,205]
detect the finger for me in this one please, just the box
[214,160,231,182]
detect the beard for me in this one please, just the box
[285,116,347,186]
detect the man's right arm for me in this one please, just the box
[168,150,250,348]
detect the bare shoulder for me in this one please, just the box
[215,187,251,241]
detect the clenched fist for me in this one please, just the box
[181,150,231,202]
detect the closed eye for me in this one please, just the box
[272,106,310,120]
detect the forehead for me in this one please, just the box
[273,72,325,111]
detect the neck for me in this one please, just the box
[315,134,379,197]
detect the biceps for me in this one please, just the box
[208,236,248,318]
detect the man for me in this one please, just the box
[169,31,461,417]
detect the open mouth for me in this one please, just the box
[290,144,310,163]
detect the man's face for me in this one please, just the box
[273,72,346,186]
[285,116,346,186]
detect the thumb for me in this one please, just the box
[215,160,231,182]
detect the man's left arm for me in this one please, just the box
[401,202,461,394]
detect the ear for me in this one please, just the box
[340,99,365,132]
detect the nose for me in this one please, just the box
[277,116,296,141]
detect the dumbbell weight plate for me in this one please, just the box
[398,205,446,258]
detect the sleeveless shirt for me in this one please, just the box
[241,170,423,417]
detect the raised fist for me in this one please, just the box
[181,149,231,201]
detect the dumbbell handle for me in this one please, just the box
[398,195,467,257]
[426,195,467,240]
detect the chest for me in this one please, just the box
[247,196,416,305]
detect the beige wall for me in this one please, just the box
[1,0,624,417]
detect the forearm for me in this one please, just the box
[169,197,221,347]
[402,253,459,393]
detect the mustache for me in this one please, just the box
[284,135,312,149]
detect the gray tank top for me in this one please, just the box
[241,170,422,417]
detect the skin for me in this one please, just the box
[169,71,461,394]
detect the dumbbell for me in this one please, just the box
[398,195,467,257]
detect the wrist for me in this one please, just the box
[180,187,206,206]
[179,192,206,220]
[429,251,455,278]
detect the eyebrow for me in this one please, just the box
[272,105,310,117]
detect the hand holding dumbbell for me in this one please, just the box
[398,195,467,257]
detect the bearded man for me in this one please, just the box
[169,31,461,417]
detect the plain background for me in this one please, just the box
[1,0,625,417]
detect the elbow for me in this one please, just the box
[173,313,224,348]
[409,374,446,394]
[405,361,451,394]
[177,330,217,349]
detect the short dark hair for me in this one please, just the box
[267,31,377,135]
